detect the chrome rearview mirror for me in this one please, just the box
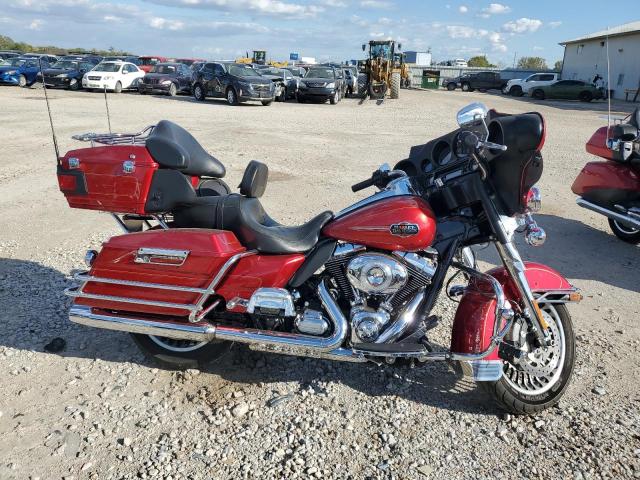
[456,102,489,128]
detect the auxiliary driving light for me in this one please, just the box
[525,226,546,247]
[84,250,98,267]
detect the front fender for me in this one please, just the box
[450,262,577,360]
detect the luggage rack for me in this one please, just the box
[72,125,155,147]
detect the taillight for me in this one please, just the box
[58,174,78,192]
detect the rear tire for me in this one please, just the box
[131,333,231,369]
[390,72,400,99]
[446,82,456,91]
[193,83,205,101]
[261,100,273,106]
[532,89,545,100]
[357,73,368,97]
[480,304,575,415]
[608,218,640,244]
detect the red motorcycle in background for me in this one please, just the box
[572,108,640,243]
[58,103,581,414]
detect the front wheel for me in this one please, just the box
[193,83,205,101]
[168,82,177,96]
[480,303,575,414]
[532,89,545,100]
[446,82,456,91]
[131,333,231,369]
[261,99,273,106]
[226,87,239,106]
[461,82,472,92]
[19,75,28,88]
[329,90,339,104]
[113,81,122,94]
[608,218,640,244]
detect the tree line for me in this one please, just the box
[0,34,132,56]
[466,55,563,71]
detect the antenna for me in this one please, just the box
[39,57,61,165]
[103,85,112,133]
[606,27,611,137]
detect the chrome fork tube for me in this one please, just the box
[494,241,549,345]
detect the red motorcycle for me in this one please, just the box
[572,108,640,243]
[59,103,580,414]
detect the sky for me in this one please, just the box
[1,0,639,65]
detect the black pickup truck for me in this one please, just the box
[444,71,506,92]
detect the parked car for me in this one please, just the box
[41,57,97,90]
[0,51,21,61]
[257,66,297,101]
[82,61,145,93]
[175,58,205,68]
[445,71,506,92]
[0,56,51,87]
[103,55,140,66]
[297,66,343,104]
[192,62,275,106]
[529,80,603,102]
[342,65,358,96]
[284,66,307,78]
[20,53,59,64]
[138,62,192,96]
[452,58,468,67]
[138,56,168,73]
[503,72,559,97]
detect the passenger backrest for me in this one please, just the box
[239,160,268,198]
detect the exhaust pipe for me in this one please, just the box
[69,280,349,355]
[576,198,640,229]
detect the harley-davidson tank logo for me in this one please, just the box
[390,222,420,237]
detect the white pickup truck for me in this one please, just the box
[503,72,559,97]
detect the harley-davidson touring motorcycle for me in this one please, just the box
[572,108,640,243]
[59,103,580,414]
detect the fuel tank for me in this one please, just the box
[323,196,437,251]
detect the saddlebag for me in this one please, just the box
[69,229,246,317]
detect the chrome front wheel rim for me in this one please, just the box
[148,335,208,353]
[502,305,565,396]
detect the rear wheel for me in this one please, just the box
[193,83,205,101]
[131,333,231,369]
[357,73,368,97]
[114,81,122,94]
[608,218,640,244]
[480,303,575,414]
[390,72,400,99]
[168,82,177,96]
[579,91,593,102]
[18,75,27,88]
[532,89,545,100]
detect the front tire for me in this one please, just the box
[390,72,400,99]
[168,82,177,96]
[480,303,575,415]
[131,333,231,369]
[446,82,456,91]
[329,90,339,104]
[461,82,472,92]
[113,81,122,94]
[608,218,640,244]
[19,75,28,88]
[533,89,545,100]
[261,99,273,106]
[193,83,205,101]
[509,85,523,97]
[226,87,239,106]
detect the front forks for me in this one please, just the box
[495,241,551,346]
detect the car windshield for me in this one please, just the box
[140,58,159,66]
[305,68,335,79]
[6,58,28,67]
[371,44,391,58]
[229,64,258,77]
[261,67,284,76]
[176,59,194,65]
[151,64,178,74]
[94,62,121,72]
[52,60,80,70]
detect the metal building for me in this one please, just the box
[560,21,640,100]
[404,51,432,66]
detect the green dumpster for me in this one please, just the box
[421,69,440,89]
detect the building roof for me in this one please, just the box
[560,20,640,45]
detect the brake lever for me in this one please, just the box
[479,140,507,151]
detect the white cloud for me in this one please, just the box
[360,0,393,8]
[149,16,184,30]
[502,17,543,34]
[493,43,507,52]
[446,25,476,39]
[458,5,468,13]
[142,0,324,17]
[482,3,510,15]
[350,14,368,27]
[548,21,562,28]
[377,16,392,25]
[29,18,43,29]
[322,0,347,7]
[533,46,544,51]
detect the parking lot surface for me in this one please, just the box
[0,87,638,479]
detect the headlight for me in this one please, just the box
[56,73,67,78]
[103,75,113,80]
[5,70,17,75]
[326,82,335,88]
[161,80,171,85]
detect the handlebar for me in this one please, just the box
[351,169,407,192]
[351,177,376,192]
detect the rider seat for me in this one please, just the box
[146,120,226,178]
[173,161,333,254]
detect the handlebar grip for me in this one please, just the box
[351,178,375,192]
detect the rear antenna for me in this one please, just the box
[39,57,60,166]
[103,85,112,133]
[606,26,611,137]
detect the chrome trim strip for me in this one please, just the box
[65,287,198,311]
[576,197,640,229]
[73,272,207,294]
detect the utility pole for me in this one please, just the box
[512,52,517,68]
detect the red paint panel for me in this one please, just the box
[585,126,615,160]
[59,145,158,215]
[322,196,437,252]
[77,229,245,316]
[571,161,640,196]
[218,254,305,311]
[450,262,574,358]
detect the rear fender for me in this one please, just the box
[450,262,578,360]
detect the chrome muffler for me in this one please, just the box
[69,280,360,360]
[576,197,640,229]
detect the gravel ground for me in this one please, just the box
[0,86,638,480]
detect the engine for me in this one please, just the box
[325,244,437,343]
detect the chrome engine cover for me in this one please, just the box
[346,253,408,295]
[295,309,330,336]
[351,306,391,343]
